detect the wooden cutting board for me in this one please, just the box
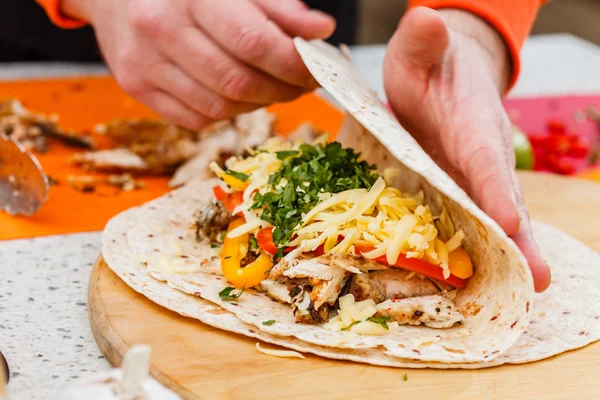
[89,171,600,400]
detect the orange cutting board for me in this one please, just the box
[89,171,600,400]
[0,77,342,240]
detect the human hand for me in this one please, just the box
[62,0,335,129]
[383,7,551,292]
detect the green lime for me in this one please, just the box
[513,125,534,170]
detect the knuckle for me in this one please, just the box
[129,8,163,37]
[232,26,268,63]
[116,72,146,97]
[206,97,234,120]
[219,69,253,100]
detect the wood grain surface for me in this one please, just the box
[89,171,600,400]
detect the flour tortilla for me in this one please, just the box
[101,39,538,365]
[102,179,600,368]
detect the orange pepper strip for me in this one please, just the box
[221,218,273,289]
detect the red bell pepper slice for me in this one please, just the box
[354,245,467,288]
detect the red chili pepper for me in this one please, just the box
[546,119,566,135]
[566,143,588,158]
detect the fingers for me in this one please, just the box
[387,7,449,74]
[509,171,552,292]
[138,89,212,130]
[464,135,521,236]
[191,0,316,88]
[161,26,309,104]
[251,0,336,39]
[148,62,261,120]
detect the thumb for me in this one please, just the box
[251,0,336,40]
[387,7,449,73]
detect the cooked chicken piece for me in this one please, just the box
[257,279,291,304]
[287,122,320,143]
[169,124,240,187]
[234,108,275,147]
[0,99,26,117]
[0,99,93,153]
[375,293,463,328]
[266,247,311,281]
[282,258,348,309]
[316,252,389,274]
[169,109,275,187]
[194,201,231,243]
[348,273,386,304]
[72,149,148,172]
[289,285,330,324]
[348,269,442,303]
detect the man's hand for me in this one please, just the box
[62,0,335,129]
[383,7,551,292]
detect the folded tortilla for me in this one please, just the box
[100,39,557,366]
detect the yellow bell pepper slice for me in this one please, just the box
[448,247,473,279]
[220,173,249,191]
[221,218,273,289]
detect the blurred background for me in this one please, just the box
[356,0,600,45]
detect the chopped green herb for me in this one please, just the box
[219,286,244,301]
[275,150,299,160]
[367,315,391,330]
[224,256,232,259]
[225,169,249,182]
[403,373,408,381]
[341,321,361,331]
[249,236,258,251]
[210,243,219,248]
[251,142,379,250]
[262,320,276,326]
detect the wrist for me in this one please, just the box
[61,0,93,22]
[438,9,510,94]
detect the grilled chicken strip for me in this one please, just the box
[289,285,331,324]
[315,252,389,274]
[257,279,292,304]
[269,249,349,323]
[349,269,441,303]
[282,258,349,309]
[375,293,464,328]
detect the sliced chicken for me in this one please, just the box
[72,148,148,172]
[287,122,320,143]
[282,258,348,309]
[169,124,239,187]
[234,108,275,147]
[348,269,442,303]
[316,252,389,274]
[257,279,291,304]
[170,109,275,187]
[375,293,463,328]
[0,99,93,153]
[289,285,330,324]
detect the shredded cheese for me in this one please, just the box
[255,343,305,359]
[324,294,397,336]
[211,137,466,276]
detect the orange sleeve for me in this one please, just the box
[35,0,87,29]
[408,0,548,89]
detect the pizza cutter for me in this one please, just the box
[0,133,49,216]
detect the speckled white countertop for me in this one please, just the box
[1,34,600,400]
